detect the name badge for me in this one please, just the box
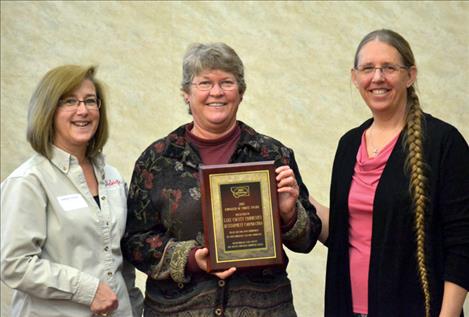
[57,194,88,211]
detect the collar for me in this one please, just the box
[186,122,241,146]
[49,145,105,175]
[162,121,262,166]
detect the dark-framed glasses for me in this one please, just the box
[355,64,409,76]
[58,97,101,111]
[191,80,237,91]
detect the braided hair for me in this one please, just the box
[404,85,431,317]
[354,29,431,317]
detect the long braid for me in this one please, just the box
[403,86,431,317]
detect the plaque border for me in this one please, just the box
[199,161,283,271]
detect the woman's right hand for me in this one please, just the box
[90,282,118,316]
[195,247,236,279]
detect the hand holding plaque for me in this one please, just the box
[199,161,283,271]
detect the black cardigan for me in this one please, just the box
[325,114,469,317]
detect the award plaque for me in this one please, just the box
[199,161,283,271]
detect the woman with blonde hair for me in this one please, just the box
[320,29,468,316]
[1,65,143,317]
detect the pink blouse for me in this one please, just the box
[348,129,400,313]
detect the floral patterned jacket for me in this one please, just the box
[122,121,321,316]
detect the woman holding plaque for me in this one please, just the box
[122,42,321,317]
[319,29,469,317]
[1,65,143,317]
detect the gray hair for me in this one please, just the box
[181,42,246,96]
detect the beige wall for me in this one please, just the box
[1,1,468,316]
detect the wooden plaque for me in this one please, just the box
[199,161,283,271]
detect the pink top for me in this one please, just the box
[348,129,400,313]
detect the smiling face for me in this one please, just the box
[53,79,100,157]
[352,40,416,117]
[183,69,242,139]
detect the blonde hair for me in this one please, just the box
[355,29,431,316]
[404,87,430,317]
[27,65,108,159]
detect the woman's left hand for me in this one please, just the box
[275,165,299,224]
[195,248,236,280]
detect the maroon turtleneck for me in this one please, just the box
[185,122,241,165]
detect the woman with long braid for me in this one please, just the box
[315,29,469,316]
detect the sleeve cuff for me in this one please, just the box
[72,272,100,306]
[186,247,203,273]
[280,208,298,233]
[169,240,198,283]
[282,201,309,242]
[444,253,469,291]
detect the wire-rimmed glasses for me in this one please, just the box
[191,80,237,91]
[58,97,101,111]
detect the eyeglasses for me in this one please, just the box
[355,64,409,76]
[58,97,101,111]
[191,80,237,91]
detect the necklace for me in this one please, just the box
[368,123,404,157]
[368,126,379,156]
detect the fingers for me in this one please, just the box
[195,247,209,258]
[195,248,209,272]
[214,267,237,280]
[275,165,291,177]
[195,248,237,279]
[275,166,299,194]
[275,166,297,186]
[276,166,299,222]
